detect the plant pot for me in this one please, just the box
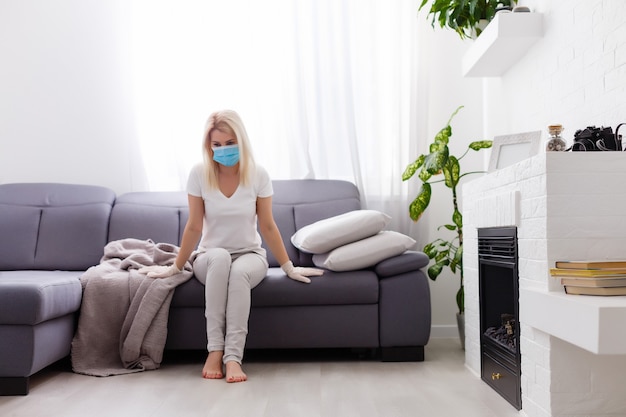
[470,19,490,39]
[456,312,465,350]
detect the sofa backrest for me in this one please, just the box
[108,191,189,244]
[0,183,116,271]
[110,179,361,268]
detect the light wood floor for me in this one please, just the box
[0,338,521,417]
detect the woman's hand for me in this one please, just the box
[138,264,181,278]
[280,261,324,284]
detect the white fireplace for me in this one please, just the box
[462,152,626,417]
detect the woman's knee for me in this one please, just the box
[229,254,268,288]
[193,248,232,285]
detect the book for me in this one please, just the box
[564,285,626,296]
[560,277,626,288]
[555,260,626,270]
[550,268,626,277]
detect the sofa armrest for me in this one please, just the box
[374,251,430,278]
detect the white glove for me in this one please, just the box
[281,261,324,284]
[138,264,181,278]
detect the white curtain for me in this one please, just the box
[131,0,428,235]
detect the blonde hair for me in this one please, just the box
[202,110,256,189]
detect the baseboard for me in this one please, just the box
[429,324,459,339]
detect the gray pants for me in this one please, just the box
[193,248,268,364]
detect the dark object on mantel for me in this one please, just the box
[570,124,625,151]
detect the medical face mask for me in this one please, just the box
[212,145,240,166]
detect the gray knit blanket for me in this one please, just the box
[71,238,193,377]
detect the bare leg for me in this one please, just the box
[225,361,247,383]
[202,351,224,379]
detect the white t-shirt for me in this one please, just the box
[186,162,273,257]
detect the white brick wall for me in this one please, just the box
[463,153,626,417]
[485,0,626,142]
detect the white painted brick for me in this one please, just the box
[550,342,592,393]
[524,381,551,414]
[615,42,626,67]
[465,142,626,416]
[517,218,547,239]
[548,215,626,239]
[548,194,626,217]
[590,355,626,393]
[519,196,546,221]
[520,399,551,417]
[518,239,548,262]
[604,63,626,92]
[520,338,548,369]
[558,46,575,67]
[464,149,626,416]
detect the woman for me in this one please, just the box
[143,110,323,382]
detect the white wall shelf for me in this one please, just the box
[462,12,543,77]
[520,288,626,355]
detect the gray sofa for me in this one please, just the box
[0,180,431,395]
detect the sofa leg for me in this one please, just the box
[381,346,425,362]
[0,377,29,396]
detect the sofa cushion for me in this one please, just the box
[0,205,40,269]
[291,210,391,254]
[374,251,431,278]
[109,192,188,245]
[312,231,416,272]
[252,268,379,307]
[170,268,379,308]
[0,183,115,270]
[262,204,299,268]
[0,271,83,325]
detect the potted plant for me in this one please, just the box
[418,0,518,39]
[402,106,492,347]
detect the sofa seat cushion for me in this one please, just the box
[0,271,83,325]
[171,268,379,308]
[252,268,379,307]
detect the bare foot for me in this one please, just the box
[202,351,224,379]
[225,361,247,383]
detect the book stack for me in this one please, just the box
[550,260,626,296]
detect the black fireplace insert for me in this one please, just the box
[478,226,521,410]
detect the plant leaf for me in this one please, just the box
[424,147,449,175]
[453,208,463,229]
[435,250,449,263]
[402,154,425,181]
[450,243,463,272]
[423,242,437,258]
[418,168,433,182]
[409,182,431,222]
[443,155,460,188]
[434,125,452,146]
[468,140,493,151]
[427,263,443,281]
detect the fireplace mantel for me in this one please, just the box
[464,151,626,354]
[521,288,626,354]
[463,151,626,416]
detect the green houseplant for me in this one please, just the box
[402,106,492,316]
[419,0,517,39]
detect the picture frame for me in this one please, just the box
[488,130,542,172]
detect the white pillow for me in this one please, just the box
[312,231,416,272]
[291,210,391,254]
